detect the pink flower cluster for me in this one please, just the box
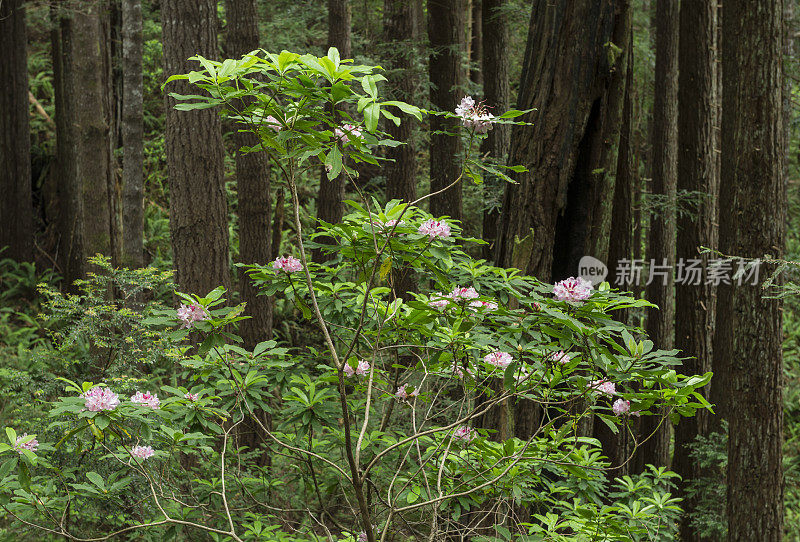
[272,255,303,273]
[184,392,199,402]
[587,379,616,396]
[514,366,531,383]
[370,218,403,233]
[551,351,571,365]
[453,425,476,442]
[455,96,496,134]
[448,286,479,301]
[14,434,38,454]
[130,445,155,460]
[264,115,282,132]
[84,386,120,412]
[553,276,593,302]
[612,399,631,416]
[334,123,362,144]
[452,361,475,379]
[344,359,370,377]
[418,219,451,239]
[131,391,160,409]
[177,302,209,329]
[428,286,482,310]
[484,351,513,368]
[395,385,419,401]
[469,300,498,312]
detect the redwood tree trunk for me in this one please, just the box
[163,0,231,296]
[0,0,33,263]
[383,0,419,204]
[122,0,144,269]
[671,0,720,538]
[469,0,482,86]
[225,0,273,347]
[428,0,465,221]
[480,0,510,260]
[52,9,81,285]
[72,0,113,275]
[498,0,626,440]
[635,0,679,474]
[716,0,785,539]
[594,8,633,473]
[495,0,623,283]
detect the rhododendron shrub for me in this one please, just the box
[0,48,711,542]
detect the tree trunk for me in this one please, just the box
[594,11,634,474]
[225,0,273,348]
[122,0,144,269]
[470,0,482,86]
[635,0,679,474]
[495,0,623,283]
[52,8,81,285]
[428,0,465,221]
[72,0,114,275]
[480,0,509,260]
[717,0,785,539]
[0,0,33,263]
[671,0,719,538]
[498,0,626,440]
[313,0,351,264]
[163,0,231,296]
[383,0,419,204]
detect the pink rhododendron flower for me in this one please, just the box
[514,366,531,383]
[334,123,362,143]
[131,391,160,409]
[452,361,474,379]
[587,379,616,396]
[429,296,450,310]
[553,276,593,302]
[83,386,120,412]
[184,392,199,402]
[370,218,404,233]
[177,302,209,328]
[344,359,370,377]
[418,219,451,239]
[14,433,38,454]
[469,299,498,312]
[448,286,480,301]
[264,115,282,132]
[612,399,631,416]
[453,425,476,442]
[455,95,495,134]
[272,255,303,273]
[484,351,513,368]
[395,385,420,401]
[357,532,367,542]
[551,351,571,365]
[130,445,155,460]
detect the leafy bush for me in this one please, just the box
[0,48,711,541]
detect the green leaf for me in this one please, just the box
[382,100,423,121]
[327,47,341,68]
[364,102,380,133]
[326,146,343,179]
[94,414,110,430]
[86,471,106,492]
[361,75,377,98]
